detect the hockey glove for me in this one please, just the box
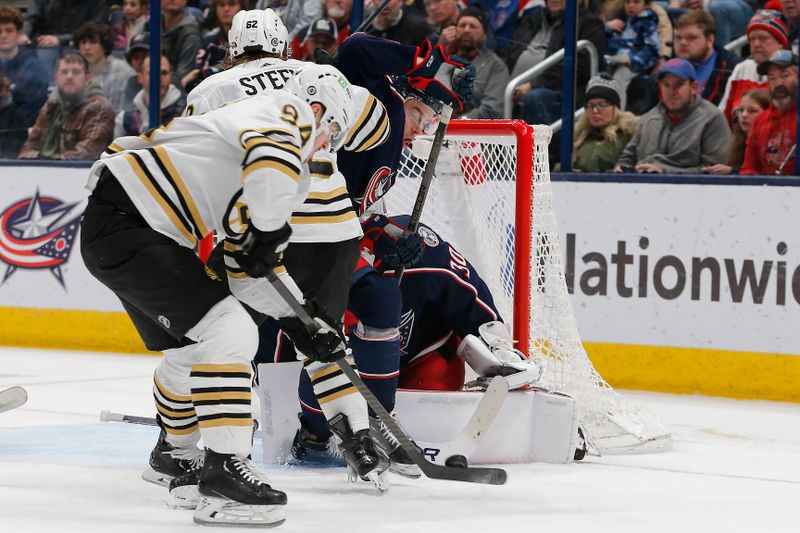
[406,40,476,113]
[364,215,426,269]
[231,223,292,278]
[277,301,348,363]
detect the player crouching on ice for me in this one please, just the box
[81,64,359,527]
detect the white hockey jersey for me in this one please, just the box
[186,57,390,243]
[87,92,316,317]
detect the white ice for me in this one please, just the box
[1,346,798,533]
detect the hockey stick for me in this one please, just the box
[355,0,393,32]
[0,386,27,414]
[99,410,264,439]
[395,103,453,283]
[266,270,507,485]
[414,376,509,465]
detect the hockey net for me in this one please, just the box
[383,120,672,455]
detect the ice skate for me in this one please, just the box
[328,414,390,492]
[370,414,422,479]
[289,414,346,467]
[142,429,204,486]
[193,449,287,527]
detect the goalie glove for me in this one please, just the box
[362,215,425,269]
[405,39,476,113]
[277,301,348,363]
[231,222,292,278]
[456,321,544,391]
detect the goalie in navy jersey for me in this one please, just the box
[256,218,543,466]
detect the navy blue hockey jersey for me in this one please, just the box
[336,33,418,215]
[378,215,503,366]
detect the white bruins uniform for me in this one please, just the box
[87,91,316,318]
[186,57,390,243]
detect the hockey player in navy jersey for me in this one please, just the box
[258,217,543,463]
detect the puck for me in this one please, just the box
[445,454,468,468]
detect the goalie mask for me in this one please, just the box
[285,64,356,152]
[228,9,288,59]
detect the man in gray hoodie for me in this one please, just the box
[615,58,731,174]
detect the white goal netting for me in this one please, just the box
[383,121,672,455]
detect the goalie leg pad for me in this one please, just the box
[457,334,542,390]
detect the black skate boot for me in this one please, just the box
[193,449,287,527]
[328,414,390,492]
[290,414,346,467]
[142,429,204,486]
[168,469,200,510]
[369,414,422,479]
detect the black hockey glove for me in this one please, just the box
[277,301,348,363]
[231,223,292,278]
[364,215,426,269]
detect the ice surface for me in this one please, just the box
[1,347,798,533]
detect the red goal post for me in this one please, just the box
[385,119,673,455]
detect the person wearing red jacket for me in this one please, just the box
[741,49,797,176]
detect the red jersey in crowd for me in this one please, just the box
[740,103,797,176]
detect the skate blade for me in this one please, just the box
[364,470,390,493]
[388,463,422,479]
[141,467,172,487]
[193,496,286,527]
[167,485,199,510]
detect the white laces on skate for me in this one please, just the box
[373,414,401,451]
[168,447,204,470]
[231,456,266,486]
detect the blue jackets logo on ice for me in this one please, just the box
[0,189,81,287]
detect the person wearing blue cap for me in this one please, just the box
[614,57,732,174]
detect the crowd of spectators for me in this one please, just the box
[0,0,797,176]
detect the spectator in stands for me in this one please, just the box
[782,0,800,39]
[291,0,352,60]
[573,74,638,172]
[115,53,185,137]
[703,87,769,173]
[740,50,797,175]
[451,5,508,119]
[255,0,322,38]
[0,7,49,127]
[299,18,340,61]
[75,22,136,110]
[122,32,149,109]
[706,0,757,46]
[18,52,115,160]
[112,0,149,50]
[718,5,788,123]
[504,0,606,126]
[674,10,742,106]
[425,0,460,50]
[368,0,431,46]
[21,0,109,48]
[158,0,203,82]
[605,0,660,104]
[181,0,247,91]
[0,75,28,158]
[614,58,731,173]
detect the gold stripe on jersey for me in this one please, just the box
[357,110,390,153]
[106,141,124,154]
[190,363,251,376]
[197,416,254,429]
[192,390,252,402]
[238,127,295,149]
[156,402,197,419]
[154,373,193,403]
[345,94,390,153]
[124,153,197,246]
[305,186,349,202]
[316,384,359,404]
[151,146,211,239]
[290,211,357,225]
[242,136,301,161]
[164,423,199,435]
[241,158,301,182]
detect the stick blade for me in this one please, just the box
[0,386,28,413]
[420,462,508,485]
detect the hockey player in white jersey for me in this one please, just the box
[182,9,393,491]
[81,64,358,527]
